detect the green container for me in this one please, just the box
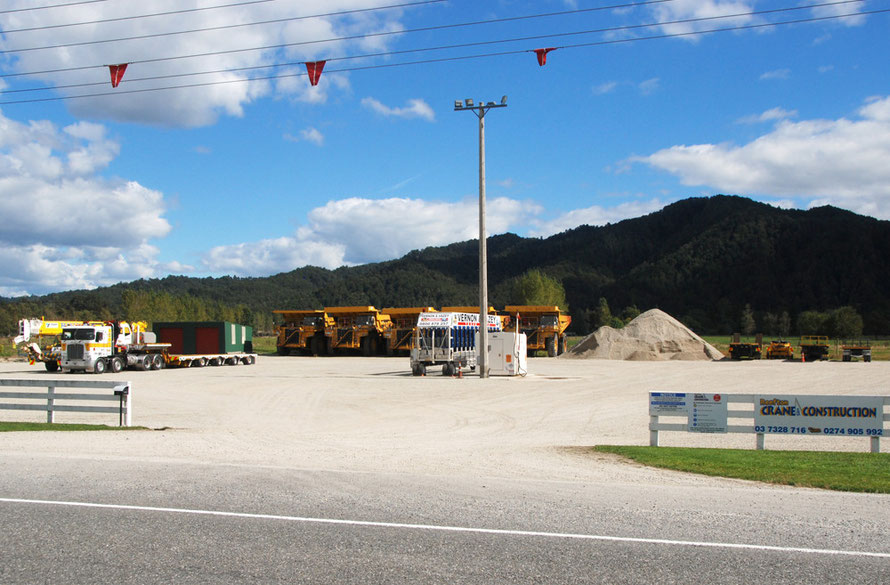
[152,322,253,355]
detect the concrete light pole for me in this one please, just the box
[454,96,507,378]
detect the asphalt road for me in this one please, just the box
[1,453,888,584]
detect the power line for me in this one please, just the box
[1,7,882,106]
[0,0,442,36]
[0,0,664,55]
[0,0,864,80]
[0,0,110,15]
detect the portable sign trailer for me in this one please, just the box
[410,312,502,376]
[273,309,332,355]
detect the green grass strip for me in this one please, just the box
[593,445,890,493]
[0,421,146,432]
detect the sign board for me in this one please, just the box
[688,393,728,433]
[649,392,689,415]
[754,394,884,437]
[416,312,501,330]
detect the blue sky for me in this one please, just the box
[1,0,888,296]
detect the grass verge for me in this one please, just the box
[592,445,890,493]
[0,421,146,432]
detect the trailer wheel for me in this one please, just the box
[442,363,453,376]
[209,357,222,366]
[412,363,426,377]
[226,356,239,365]
[45,361,59,372]
[93,359,107,374]
[192,357,207,368]
[110,356,124,373]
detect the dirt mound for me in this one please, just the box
[562,309,723,361]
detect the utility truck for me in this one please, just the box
[410,312,502,376]
[59,321,256,373]
[13,318,104,371]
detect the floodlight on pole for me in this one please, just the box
[453,96,508,379]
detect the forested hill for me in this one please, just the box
[2,195,889,335]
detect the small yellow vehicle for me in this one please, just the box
[765,340,794,360]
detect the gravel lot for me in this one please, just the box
[1,356,886,484]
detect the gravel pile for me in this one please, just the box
[562,308,723,361]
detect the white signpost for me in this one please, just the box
[649,392,888,452]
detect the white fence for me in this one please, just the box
[0,379,132,426]
[649,393,889,453]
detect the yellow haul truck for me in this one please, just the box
[381,307,436,355]
[504,305,572,357]
[273,309,332,355]
[324,306,393,356]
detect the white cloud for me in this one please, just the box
[649,0,755,38]
[361,97,435,121]
[0,1,408,128]
[202,196,542,276]
[634,95,890,219]
[811,3,867,26]
[760,69,791,81]
[638,77,660,95]
[736,107,797,125]
[0,110,173,295]
[592,81,618,95]
[529,198,667,237]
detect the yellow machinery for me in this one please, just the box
[324,306,393,355]
[765,340,794,360]
[728,333,762,360]
[273,310,332,355]
[504,305,571,357]
[381,307,436,355]
[800,335,830,361]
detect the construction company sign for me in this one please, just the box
[416,312,501,330]
[755,395,884,437]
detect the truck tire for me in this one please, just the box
[546,334,557,357]
[152,354,165,370]
[361,336,372,357]
[93,359,107,374]
[558,335,567,355]
[44,361,59,372]
[442,362,453,376]
[110,356,124,373]
[310,336,320,356]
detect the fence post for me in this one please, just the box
[649,415,659,447]
[47,385,55,424]
[872,436,880,454]
[756,433,765,450]
[114,385,131,427]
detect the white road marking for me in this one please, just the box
[2,497,888,559]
